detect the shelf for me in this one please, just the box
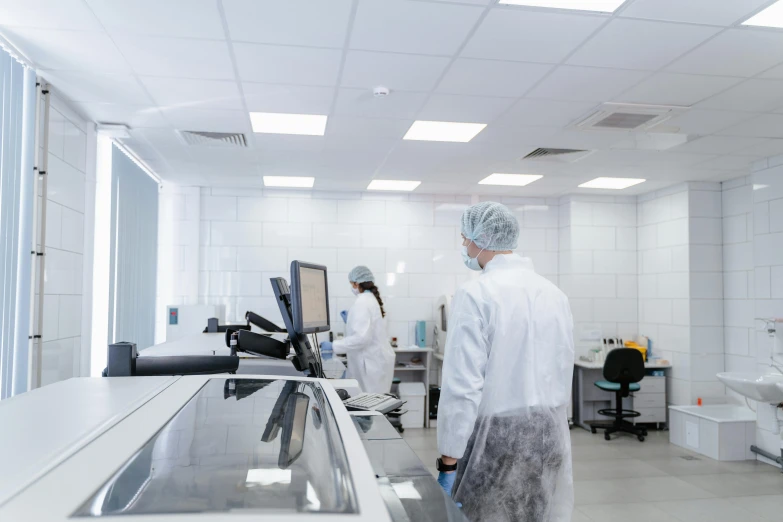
[433,353,444,362]
[394,347,433,353]
[394,367,427,371]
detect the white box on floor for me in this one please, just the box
[669,405,756,461]
[399,382,426,429]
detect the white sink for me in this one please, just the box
[717,372,783,403]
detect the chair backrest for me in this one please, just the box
[603,348,645,385]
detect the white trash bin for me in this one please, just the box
[398,382,426,429]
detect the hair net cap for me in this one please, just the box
[349,266,374,284]
[461,201,519,251]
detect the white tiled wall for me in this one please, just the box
[559,195,638,356]
[751,155,783,459]
[40,95,91,386]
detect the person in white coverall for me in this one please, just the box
[436,202,575,522]
[320,266,395,394]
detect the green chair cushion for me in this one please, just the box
[595,380,640,392]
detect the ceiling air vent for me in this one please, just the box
[522,147,594,163]
[574,103,688,132]
[179,131,248,148]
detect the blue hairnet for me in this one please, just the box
[349,265,374,284]
[461,201,519,251]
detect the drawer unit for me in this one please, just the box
[638,376,665,394]
[631,393,664,409]
[634,407,666,424]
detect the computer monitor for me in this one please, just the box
[289,261,330,334]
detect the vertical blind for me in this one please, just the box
[0,48,35,399]
[107,145,159,351]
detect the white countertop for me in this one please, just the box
[575,360,671,370]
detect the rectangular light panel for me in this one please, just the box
[479,173,543,186]
[498,1,627,13]
[367,180,421,192]
[263,176,315,188]
[579,177,645,189]
[250,112,327,136]
[743,1,783,28]
[403,121,486,143]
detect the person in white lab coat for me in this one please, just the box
[436,202,575,522]
[320,266,395,394]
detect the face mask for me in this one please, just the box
[461,245,483,271]
[351,286,361,295]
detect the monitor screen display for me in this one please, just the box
[298,266,328,329]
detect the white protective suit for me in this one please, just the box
[332,291,395,394]
[438,253,575,522]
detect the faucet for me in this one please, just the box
[757,318,783,373]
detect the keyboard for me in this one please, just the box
[343,393,404,414]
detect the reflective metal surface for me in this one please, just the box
[351,414,402,441]
[74,378,357,517]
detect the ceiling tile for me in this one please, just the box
[436,59,552,98]
[243,83,335,114]
[161,108,251,133]
[539,129,631,150]
[334,88,427,119]
[0,0,102,30]
[417,94,515,122]
[349,0,484,55]
[462,8,605,64]
[74,102,168,128]
[2,27,129,72]
[667,29,783,77]
[39,71,151,104]
[672,136,769,155]
[223,0,352,47]
[526,66,647,103]
[695,155,762,171]
[234,43,342,86]
[341,51,451,92]
[87,0,224,39]
[695,79,783,113]
[717,114,783,138]
[470,124,561,147]
[325,116,411,143]
[141,78,243,110]
[567,19,720,71]
[664,109,757,135]
[496,99,597,128]
[615,73,742,106]
[760,63,783,79]
[734,138,783,157]
[620,0,772,26]
[112,35,234,79]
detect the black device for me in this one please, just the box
[436,458,458,472]
[203,316,251,333]
[103,342,239,377]
[289,261,330,334]
[270,274,324,378]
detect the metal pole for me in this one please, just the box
[26,81,42,390]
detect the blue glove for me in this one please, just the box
[320,341,333,353]
[340,310,348,323]
[437,471,456,496]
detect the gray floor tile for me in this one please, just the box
[731,495,783,521]
[573,458,667,480]
[654,498,766,522]
[679,472,783,497]
[579,502,680,522]
[570,507,594,522]
[575,476,714,506]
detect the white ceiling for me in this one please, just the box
[2,0,783,196]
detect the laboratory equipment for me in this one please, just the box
[433,295,451,356]
[290,260,331,334]
[103,341,239,377]
[343,393,404,414]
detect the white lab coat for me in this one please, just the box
[333,291,395,394]
[438,253,575,522]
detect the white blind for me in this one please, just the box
[107,145,158,350]
[0,48,35,399]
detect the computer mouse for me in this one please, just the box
[336,389,350,401]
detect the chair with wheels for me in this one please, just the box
[590,348,647,442]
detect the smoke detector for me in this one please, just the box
[373,86,390,98]
[573,103,688,132]
[179,131,248,148]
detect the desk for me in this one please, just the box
[572,361,672,431]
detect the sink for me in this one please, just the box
[717,372,783,402]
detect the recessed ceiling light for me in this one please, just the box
[743,1,783,28]
[263,176,315,188]
[403,121,486,143]
[250,112,327,136]
[479,173,543,187]
[367,180,421,192]
[498,0,627,13]
[579,177,645,190]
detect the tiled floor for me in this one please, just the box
[402,427,783,521]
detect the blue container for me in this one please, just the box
[415,321,426,348]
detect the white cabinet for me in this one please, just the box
[630,376,666,425]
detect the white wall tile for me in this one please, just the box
[641,299,673,324]
[638,224,657,250]
[384,298,433,322]
[690,272,723,299]
[754,202,770,235]
[559,251,593,275]
[641,248,672,274]
[518,228,548,252]
[690,190,722,218]
[57,295,82,339]
[772,266,783,298]
[569,201,592,225]
[45,201,62,249]
[559,274,617,298]
[753,232,783,267]
[689,218,722,245]
[528,251,558,276]
[60,207,84,254]
[672,299,690,326]
[408,273,456,298]
[755,266,771,299]
[724,327,750,356]
[47,155,86,213]
[691,299,724,327]
[725,299,755,328]
[209,272,263,296]
[211,221,263,246]
[723,243,753,272]
[200,246,237,271]
[385,249,434,274]
[592,250,636,275]
[658,218,689,247]
[722,214,747,245]
[593,298,637,323]
[361,225,408,249]
[287,198,337,223]
[337,248,386,273]
[44,249,83,295]
[690,326,723,354]
[690,245,723,272]
[287,248,338,270]
[63,121,86,171]
[723,271,748,299]
[42,295,59,340]
[47,108,65,160]
[338,200,386,225]
[616,227,636,251]
[312,223,362,248]
[722,185,751,217]
[237,197,288,222]
[639,274,657,299]
[201,195,237,221]
[263,222,312,247]
[546,228,559,251]
[409,226,457,250]
[524,205,558,228]
[770,199,783,233]
[236,247,288,272]
[670,190,689,220]
[432,249,469,275]
[377,272,409,298]
[691,353,725,382]
[385,201,434,226]
[570,226,615,250]
[658,272,690,299]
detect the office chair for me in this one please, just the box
[590,348,647,442]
